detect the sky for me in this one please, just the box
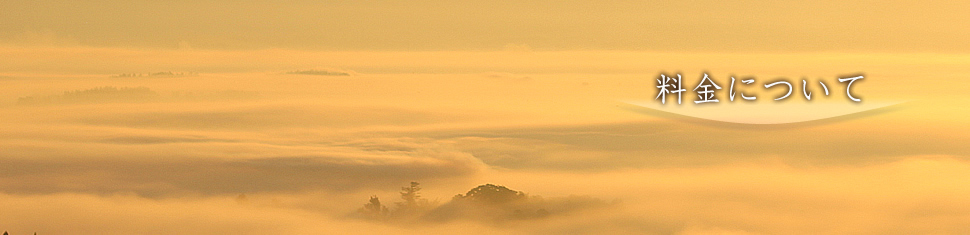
[3,0,970,52]
[2,1,970,235]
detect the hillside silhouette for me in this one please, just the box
[285,69,351,76]
[17,86,158,105]
[357,182,611,224]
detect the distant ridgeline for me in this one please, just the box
[285,69,351,76]
[111,71,198,78]
[17,86,159,105]
[16,86,258,106]
[357,182,612,223]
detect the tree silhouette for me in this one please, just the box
[395,181,435,215]
[455,184,527,205]
[358,195,389,219]
[398,181,422,209]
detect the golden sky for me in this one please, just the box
[1,1,970,235]
[3,0,970,51]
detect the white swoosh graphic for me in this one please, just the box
[621,100,905,125]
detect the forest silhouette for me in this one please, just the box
[357,182,610,224]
